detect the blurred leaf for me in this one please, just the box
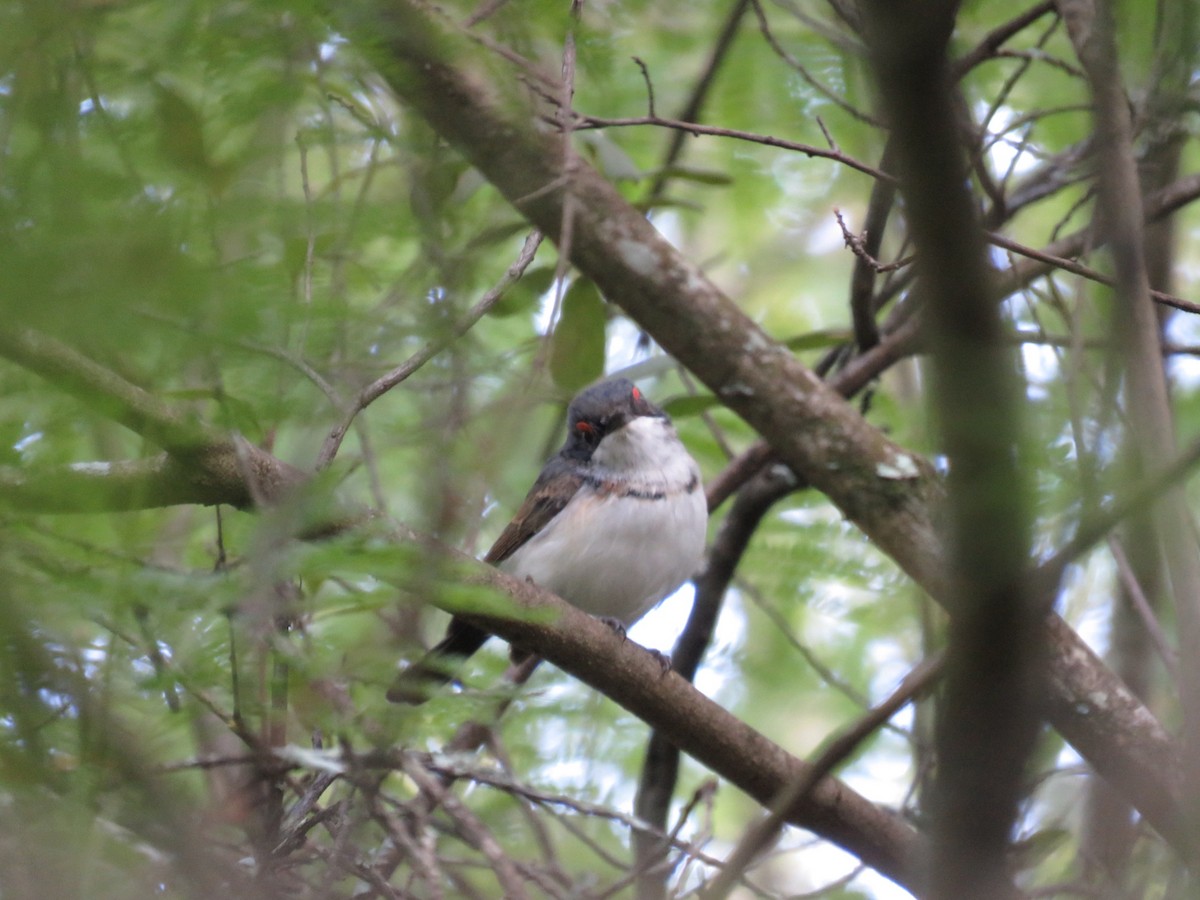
[153,83,232,192]
[579,132,644,181]
[1013,827,1073,869]
[653,165,735,186]
[464,220,534,252]
[663,393,721,418]
[283,233,339,283]
[154,84,211,175]
[785,328,854,351]
[549,278,607,392]
[489,265,557,318]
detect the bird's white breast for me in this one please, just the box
[500,417,706,624]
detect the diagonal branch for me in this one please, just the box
[385,522,929,894]
[0,328,218,453]
[705,654,945,899]
[0,328,308,510]
[644,0,752,201]
[315,229,544,469]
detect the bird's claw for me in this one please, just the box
[598,617,627,641]
[648,649,673,677]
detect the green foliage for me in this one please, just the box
[0,0,1196,897]
[549,277,608,392]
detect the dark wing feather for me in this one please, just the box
[387,459,585,704]
[484,459,585,565]
[386,618,490,704]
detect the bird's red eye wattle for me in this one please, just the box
[576,421,596,436]
[631,386,642,402]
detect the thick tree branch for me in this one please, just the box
[862,2,1045,896]
[0,455,247,512]
[0,443,307,513]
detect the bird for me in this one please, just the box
[387,377,707,704]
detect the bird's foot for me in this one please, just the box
[648,648,673,677]
[598,617,627,641]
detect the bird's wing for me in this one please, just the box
[484,460,585,565]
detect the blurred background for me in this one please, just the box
[0,0,1197,897]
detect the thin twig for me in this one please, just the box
[632,56,656,118]
[400,756,530,899]
[702,655,944,898]
[1035,431,1200,599]
[316,231,544,468]
[1108,536,1179,678]
[568,113,895,183]
[951,1,1058,78]
[987,230,1200,314]
[645,0,752,202]
[834,208,915,273]
[750,0,881,126]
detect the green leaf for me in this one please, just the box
[154,84,212,176]
[662,393,721,418]
[1013,828,1073,868]
[488,265,557,318]
[579,132,643,181]
[549,278,607,392]
[785,328,854,351]
[653,165,735,186]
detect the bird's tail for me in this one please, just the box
[386,618,491,704]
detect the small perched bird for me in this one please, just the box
[388,378,707,704]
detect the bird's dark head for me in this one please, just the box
[560,378,667,462]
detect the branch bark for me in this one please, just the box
[861,2,1044,896]
[0,454,253,512]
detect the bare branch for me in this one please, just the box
[706,655,944,898]
[569,113,895,183]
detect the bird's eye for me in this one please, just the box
[631,386,642,402]
[576,421,597,438]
